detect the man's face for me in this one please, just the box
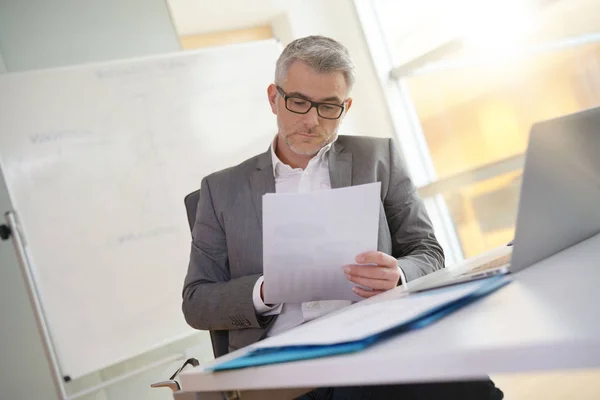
[268,61,352,157]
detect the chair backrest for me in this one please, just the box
[184,190,230,359]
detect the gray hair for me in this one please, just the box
[275,35,356,92]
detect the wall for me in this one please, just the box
[0,49,6,72]
[0,0,180,71]
[0,1,181,399]
[180,26,274,50]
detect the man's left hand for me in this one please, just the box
[344,251,401,298]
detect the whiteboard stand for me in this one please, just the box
[4,211,67,400]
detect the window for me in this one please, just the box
[359,0,600,261]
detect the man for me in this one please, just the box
[183,35,502,399]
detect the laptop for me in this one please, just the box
[407,106,600,293]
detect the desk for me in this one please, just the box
[177,234,600,399]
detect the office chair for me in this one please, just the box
[184,190,230,359]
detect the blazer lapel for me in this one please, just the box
[249,141,352,228]
[249,148,275,230]
[328,140,353,188]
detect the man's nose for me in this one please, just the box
[302,106,320,127]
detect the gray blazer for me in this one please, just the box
[182,135,444,353]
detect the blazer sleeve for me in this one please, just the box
[181,176,272,331]
[384,138,445,281]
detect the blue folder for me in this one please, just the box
[208,275,511,372]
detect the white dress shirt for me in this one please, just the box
[252,136,406,337]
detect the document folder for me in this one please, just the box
[208,275,510,372]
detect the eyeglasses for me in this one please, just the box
[276,86,346,120]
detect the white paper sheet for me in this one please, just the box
[254,280,488,349]
[262,182,381,304]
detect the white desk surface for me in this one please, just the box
[180,234,600,393]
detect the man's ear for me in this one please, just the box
[267,84,278,115]
[344,98,353,114]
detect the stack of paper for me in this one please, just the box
[262,182,381,304]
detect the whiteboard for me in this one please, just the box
[0,40,280,379]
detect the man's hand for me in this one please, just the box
[344,251,401,298]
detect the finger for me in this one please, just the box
[346,274,396,290]
[356,251,397,268]
[352,286,384,299]
[344,265,396,281]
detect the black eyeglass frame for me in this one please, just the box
[276,85,346,120]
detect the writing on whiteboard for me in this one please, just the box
[116,226,180,245]
[30,129,92,144]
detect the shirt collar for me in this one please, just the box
[270,135,336,177]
